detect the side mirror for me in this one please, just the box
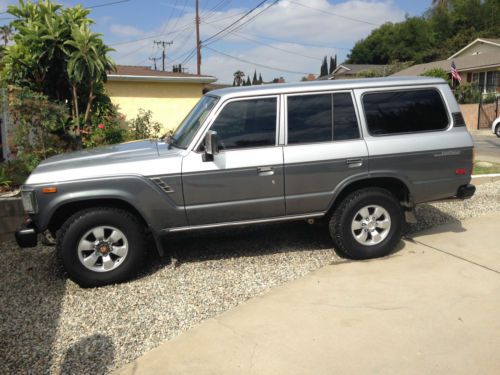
[203,130,219,162]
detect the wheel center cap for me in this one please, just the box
[97,242,111,255]
[367,221,376,231]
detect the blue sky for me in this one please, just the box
[0,0,433,83]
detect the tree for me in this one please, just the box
[0,25,12,46]
[64,24,115,138]
[252,70,258,85]
[320,56,328,77]
[347,0,500,65]
[245,76,251,86]
[233,70,245,86]
[258,73,263,84]
[2,0,116,148]
[329,55,337,74]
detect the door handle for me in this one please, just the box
[346,158,363,168]
[257,166,274,176]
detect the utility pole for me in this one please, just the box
[195,0,201,75]
[154,40,173,71]
[149,57,161,71]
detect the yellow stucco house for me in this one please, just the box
[105,65,217,132]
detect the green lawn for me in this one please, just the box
[473,161,500,175]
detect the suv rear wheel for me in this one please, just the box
[329,188,404,259]
[495,124,500,138]
[56,207,146,287]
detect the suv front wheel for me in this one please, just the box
[56,207,146,287]
[329,188,404,259]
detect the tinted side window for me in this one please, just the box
[363,89,449,135]
[288,93,359,144]
[211,98,276,150]
[288,94,332,144]
[333,93,360,141]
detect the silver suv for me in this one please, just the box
[16,77,475,287]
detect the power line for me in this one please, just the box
[203,0,280,47]
[204,45,312,75]
[201,20,321,61]
[109,22,193,46]
[169,0,189,34]
[158,0,179,37]
[288,0,380,27]
[202,0,271,45]
[88,0,131,9]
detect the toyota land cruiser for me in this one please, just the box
[15,77,476,287]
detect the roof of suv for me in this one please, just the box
[208,76,446,99]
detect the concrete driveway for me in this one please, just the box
[471,131,500,163]
[115,213,500,375]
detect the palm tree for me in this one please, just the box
[0,25,12,46]
[64,24,115,139]
[432,0,449,9]
[233,70,245,86]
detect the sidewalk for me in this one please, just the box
[115,213,500,375]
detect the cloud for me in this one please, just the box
[110,0,406,83]
[109,24,145,37]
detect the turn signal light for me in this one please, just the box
[42,187,58,194]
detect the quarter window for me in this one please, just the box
[363,89,449,135]
[287,93,360,144]
[210,98,277,150]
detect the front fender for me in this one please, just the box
[29,174,187,232]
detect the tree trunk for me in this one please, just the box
[83,81,95,126]
[72,84,82,150]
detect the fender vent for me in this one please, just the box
[151,177,174,193]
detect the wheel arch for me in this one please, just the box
[46,197,165,256]
[326,176,413,217]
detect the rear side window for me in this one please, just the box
[363,89,449,135]
[211,97,277,150]
[287,93,359,144]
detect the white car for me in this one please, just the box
[493,116,500,137]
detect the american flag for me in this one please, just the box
[451,61,462,82]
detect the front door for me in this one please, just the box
[182,96,285,226]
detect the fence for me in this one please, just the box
[478,96,499,129]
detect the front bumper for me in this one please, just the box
[456,184,476,199]
[15,219,38,248]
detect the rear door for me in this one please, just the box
[182,95,285,225]
[283,91,368,215]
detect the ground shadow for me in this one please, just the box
[60,334,115,375]
[0,239,66,374]
[140,220,335,272]
[405,204,465,238]
[141,204,466,276]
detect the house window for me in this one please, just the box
[472,71,500,94]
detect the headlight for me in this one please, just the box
[21,190,37,214]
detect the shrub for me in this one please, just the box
[127,109,162,141]
[82,101,127,148]
[453,83,482,104]
[421,68,451,84]
[0,164,13,190]
[8,87,70,177]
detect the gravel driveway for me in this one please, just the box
[1,181,499,374]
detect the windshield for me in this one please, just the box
[170,95,219,149]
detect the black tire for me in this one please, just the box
[329,188,404,260]
[495,124,500,138]
[56,207,146,287]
